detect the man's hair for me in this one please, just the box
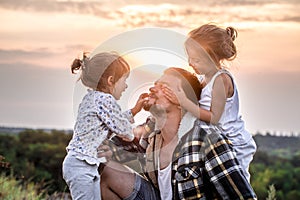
[164,67,202,104]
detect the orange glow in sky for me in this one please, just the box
[0,0,299,134]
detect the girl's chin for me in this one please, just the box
[118,92,125,99]
[115,94,121,100]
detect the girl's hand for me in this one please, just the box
[162,84,187,106]
[131,93,149,116]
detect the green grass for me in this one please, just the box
[0,173,46,200]
[266,184,277,200]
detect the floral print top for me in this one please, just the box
[66,90,134,165]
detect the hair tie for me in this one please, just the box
[81,60,86,70]
[81,52,90,70]
[226,27,237,41]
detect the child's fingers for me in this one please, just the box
[161,84,172,91]
[163,90,177,102]
[140,93,149,99]
[139,93,150,104]
[162,88,175,98]
[97,144,110,152]
[161,85,172,93]
[164,92,172,100]
[165,90,173,97]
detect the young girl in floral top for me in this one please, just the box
[62,52,147,200]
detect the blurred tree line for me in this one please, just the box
[0,129,72,194]
[250,150,300,199]
[0,130,300,199]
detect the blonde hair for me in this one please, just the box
[71,52,130,92]
[187,24,238,68]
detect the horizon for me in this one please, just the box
[1,125,299,137]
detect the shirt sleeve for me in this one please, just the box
[204,132,257,200]
[95,94,134,141]
[107,136,146,163]
[123,109,135,124]
[106,117,154,163]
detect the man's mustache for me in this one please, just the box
[143,92,157,111]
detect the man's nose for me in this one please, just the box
[149,86,157,93]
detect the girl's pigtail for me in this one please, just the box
[71,52,89,74]
[82,52,89,69]
[71,58,82,74]
[226,27,238,41]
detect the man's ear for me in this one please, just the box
[107,76,114,86]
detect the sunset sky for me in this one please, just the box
[0,0,299,135]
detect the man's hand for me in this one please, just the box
[97,144,112,162]
[133,126,146,140]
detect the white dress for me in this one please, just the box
[199,69,257,182]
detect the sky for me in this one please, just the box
[0,0,299,135]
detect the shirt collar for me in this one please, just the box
[177,112,197,140]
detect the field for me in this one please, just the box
[0,128,300,199]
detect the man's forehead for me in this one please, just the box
[156,74,180,85]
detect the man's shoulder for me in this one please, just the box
[191,120,221,135]
[187,120,229,143]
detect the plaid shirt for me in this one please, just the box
[109,114,257,200]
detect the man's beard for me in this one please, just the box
[148,104,166,117]
[143,94,157,111]
[145,103,167,130]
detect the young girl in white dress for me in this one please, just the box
[163,24,256,182]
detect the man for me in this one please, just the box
[99,67,257,200]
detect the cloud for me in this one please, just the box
[0,48,54,61]
[0,0,113,19]
[109,2,300,29]
[0,45,94,68]
[0,48,63,68]
[282,16,300,22]
[64,44,94,54]
[1,0,300,29]
[0,0,296,11]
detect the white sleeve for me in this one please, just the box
[95,94,134,141]
[122,109,135,124]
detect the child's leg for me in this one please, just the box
[62,154,101,200]
[234,138,257,182]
